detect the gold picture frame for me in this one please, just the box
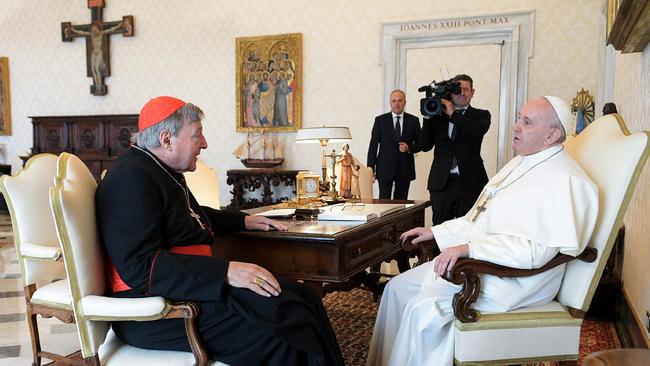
[607,0,650,53]
[606,0,620,40]
[0,57,11,136]
[235,33,302,132]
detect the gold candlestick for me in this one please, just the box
[325,148,341,202]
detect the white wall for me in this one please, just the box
[0,0,602,205]
[614,44,650,346]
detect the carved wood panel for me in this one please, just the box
[24,114,138,181]
[107,117,138,156]
[70,119,105,156]
[33,119,68,154]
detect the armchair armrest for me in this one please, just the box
[81,295,168,320]
[21,242,62,261]
[444,246,598,323]
[81,295,210,366]
[401,238,435,266]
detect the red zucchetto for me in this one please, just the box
[138,96,185,131]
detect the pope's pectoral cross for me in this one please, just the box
[469,191,491,222]
[61,0,134,96]
[469,203,487,222]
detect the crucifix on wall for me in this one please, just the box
[61,0,134,96]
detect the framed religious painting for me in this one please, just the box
[0,57,11,136]
[235,33,302,132]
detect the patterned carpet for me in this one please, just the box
[323,287,620,366]
[324,288,381,364]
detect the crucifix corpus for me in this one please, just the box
[61,0,134,96]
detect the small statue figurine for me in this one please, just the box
[350,157,362,199]
[336,143,359,199]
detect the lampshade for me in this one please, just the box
[295,126,352,143]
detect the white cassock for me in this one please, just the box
[367,145,599,366]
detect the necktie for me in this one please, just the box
[450,123,458,142]
[450,109,465,171]
[395,116,401,140]
[450,108,465,142]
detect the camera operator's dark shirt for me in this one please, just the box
[418,105,491,191]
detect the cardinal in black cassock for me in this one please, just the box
[96,96,344,366]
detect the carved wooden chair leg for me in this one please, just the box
[24,284,42,366]
[171,302,209,366]
[27,310,41,366]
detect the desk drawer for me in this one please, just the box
[345,227,396,268]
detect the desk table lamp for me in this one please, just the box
[295,126,352,200]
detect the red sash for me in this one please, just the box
[109,244,212,293]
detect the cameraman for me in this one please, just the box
[367,90,421,199]
[418,74,491,230]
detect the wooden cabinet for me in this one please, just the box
[22,115,138,181]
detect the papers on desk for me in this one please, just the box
[317,211,376,221]
[253,204,407,221]
[317,203,406,222]
[253,208,296,218]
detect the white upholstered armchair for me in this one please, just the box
[0,153,74,365]
[445,114,649,365]
[50,152,227,365]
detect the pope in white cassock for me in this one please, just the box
[367,96,599,366]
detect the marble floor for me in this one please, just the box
[0,214,79,365]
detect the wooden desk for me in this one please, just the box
[214,200,429,296]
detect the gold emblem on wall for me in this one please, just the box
[235,33,302,132]
[571,89,595,135]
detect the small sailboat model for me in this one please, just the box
[233,132,284,168]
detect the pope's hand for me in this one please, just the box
[227,261,281,297]
[244,215,288,231]
[433,244,469,276]
[399,227,434,249]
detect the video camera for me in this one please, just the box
[418,78,461,117]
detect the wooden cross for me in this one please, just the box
[61,0,133,96]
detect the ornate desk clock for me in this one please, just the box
[295,172,321,219]
[296,171,320,199]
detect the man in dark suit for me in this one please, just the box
[419,74,491,226]
[367,90,421,199]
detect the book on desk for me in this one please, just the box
[317,203,406,221]
[254,203,409,222]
